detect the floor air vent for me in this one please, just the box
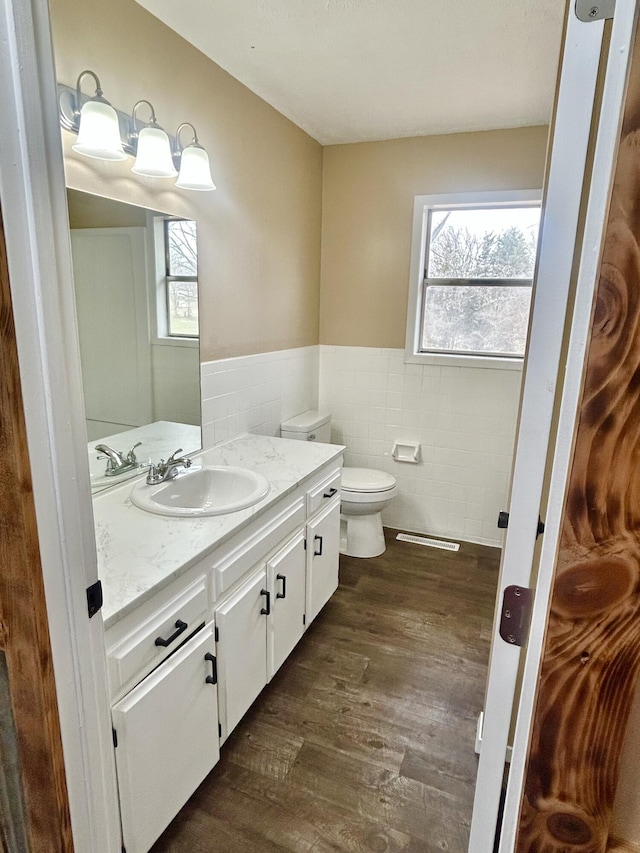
[396,533,460,552]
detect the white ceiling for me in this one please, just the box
[135,0,566,146]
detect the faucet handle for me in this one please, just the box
[127,442,142,464]
[166,448,192,469]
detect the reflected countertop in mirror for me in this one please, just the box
[89,420,201,494]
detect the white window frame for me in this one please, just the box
[405,189,542,370]
[149,214,199,349]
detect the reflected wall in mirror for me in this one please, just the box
[66,189,202,493]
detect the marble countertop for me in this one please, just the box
[93,433,344,629]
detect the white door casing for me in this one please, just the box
[0,0,120,850]
[498,2,640,850]
[469,5,610,850]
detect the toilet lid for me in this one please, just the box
[341,468,396,493]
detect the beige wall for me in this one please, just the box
[50,0,323,361]
[67,189,147,228]
[319,126,549,348]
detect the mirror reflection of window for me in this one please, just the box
[164,219,199,338]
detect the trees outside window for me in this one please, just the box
[165,219,198,338]
[414,201,541,360]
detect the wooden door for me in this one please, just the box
[215,567,268,740]
[0,206,73,849]
[514,13,640,852]
[306,499,340,625]
[267,531,306,678]
[112,624,219,853]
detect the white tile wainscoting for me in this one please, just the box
[319,346,523,547]
[200,346,319,449]
[200,344,522,547]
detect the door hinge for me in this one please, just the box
[86,579,103,618]
[303,538,307,550]
[112,728,118,748]
[218,722,222,738]
[497,511,545,539]
[214,626,219,643]
[303,614,306,626]
[499,585,534,647]
[575,0,615,21]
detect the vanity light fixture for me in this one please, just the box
[131,100,177,178]
[70,70,127,161]
[174,123,216,191]
[58,69,217,191]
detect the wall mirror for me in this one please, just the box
[66,189,202,493]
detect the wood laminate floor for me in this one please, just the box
[152,529,500,853]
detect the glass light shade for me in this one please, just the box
[72,100,127,161]
[132,126,177,178]
[175,145,216,191]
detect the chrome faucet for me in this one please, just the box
[146,448,192,484]
[96,442,142,477]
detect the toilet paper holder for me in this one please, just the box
[391,441,421,463]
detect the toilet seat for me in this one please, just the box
[341,468,396,494]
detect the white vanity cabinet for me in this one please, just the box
[111,623,219,853]
[306,497,341,624]
[215,567,269,739]
[102,448,343,852]
[305,468,341,624]
[215,530,307,740]
[268,530,306,678]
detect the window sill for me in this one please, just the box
[404,351,524,371]
[153,336,199,349]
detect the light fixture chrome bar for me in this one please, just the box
[58,82,178,158]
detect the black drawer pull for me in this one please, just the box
[314,535,323,556]
[155,619,188,647]
[260,588,271,616]
[323,487,338,498]
[276,573,286,599]
[204,652,217,685]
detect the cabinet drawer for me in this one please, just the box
[214,496,305,596]
[306,468,341,517]
[107,575,208,698]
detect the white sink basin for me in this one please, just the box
[130,465,270,517]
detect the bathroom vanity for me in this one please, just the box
[94,433,344,853]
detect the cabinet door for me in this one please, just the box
[267,531,306,679]
[216,567,268,740]
[111,624,219,853]
[306,498,341,624]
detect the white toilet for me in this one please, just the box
[280,410,397,559]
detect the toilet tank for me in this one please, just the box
[280,410,331,443]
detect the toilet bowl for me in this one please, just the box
[340,467,397,558]
[280,410,398,558]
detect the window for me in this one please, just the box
[164,218,198,338]
[406,191,541,367]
